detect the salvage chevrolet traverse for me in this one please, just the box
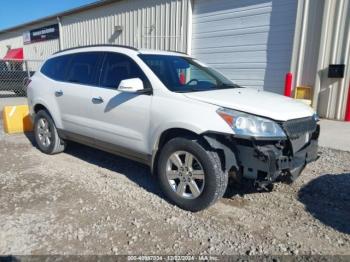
[27,45,320,211]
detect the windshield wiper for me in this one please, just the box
[174,88,206,93]
[173,84,243,93]
[217,83,242,89]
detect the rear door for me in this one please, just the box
[54,52,104,138]
[88,52,152,155]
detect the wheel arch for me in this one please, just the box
[33,103,49,114]
[151,128,202,174]
[32,102,62,128]
[151,128,239,176]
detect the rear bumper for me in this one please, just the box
[234,126,319,187]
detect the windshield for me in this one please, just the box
[139,54,241,92]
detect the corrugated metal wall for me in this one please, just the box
[315,0,350,120]
[298,0,324,87]
[294,0,350,120]
[24,40,60,60]
[191,0,298,94]
[61,0,189,52]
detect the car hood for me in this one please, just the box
[184,88,315,121]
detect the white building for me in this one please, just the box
[0,0,349,120]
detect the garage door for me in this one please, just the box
[191,0,297,94]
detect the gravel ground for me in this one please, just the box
[0,125,349,255]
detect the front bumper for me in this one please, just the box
[234,125,320,187]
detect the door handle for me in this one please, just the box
[55,90,63,97]
[92,96,104,104]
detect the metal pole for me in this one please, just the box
[24,60,30,79]
[57,16,63,51]
[295,0,310,89]
[336,0,350,119]
[186,0,193,55]
[289,0,306,91]
[329,0,344,119]
[312,0,333,110]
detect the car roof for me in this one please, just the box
[52,44,188,58]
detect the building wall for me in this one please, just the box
[315,0,350,120]
[191,0,298,94]
[293,0,350,120]
[61,0,190,52]
[298,0,324,87]
[24,39,60,61]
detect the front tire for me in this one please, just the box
[157,137,228,212]
[34,110,66,154]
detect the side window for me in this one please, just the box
[66,52,102,85]
[41,55,71,81]
[100,53,146,88]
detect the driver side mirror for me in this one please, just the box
[117,78,144,93]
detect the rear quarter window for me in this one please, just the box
[41,55,71,81]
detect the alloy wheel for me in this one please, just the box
[166,151,205,199]
[37,118,52,147]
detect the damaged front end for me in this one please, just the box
[236,116,320,188]
[204,116,320,190]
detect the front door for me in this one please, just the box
[88,52,152,155]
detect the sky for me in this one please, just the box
[0,0,99,31]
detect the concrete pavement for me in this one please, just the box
[319,119,350,152]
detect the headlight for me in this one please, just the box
[217,108,286,139]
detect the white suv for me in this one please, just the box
[27,45,319,211]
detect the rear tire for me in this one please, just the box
[34,110,66,154]
[157,137,228,212]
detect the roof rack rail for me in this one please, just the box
[54,44,138,54]
[171,50,189,55]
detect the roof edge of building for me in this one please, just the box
[0,0,118,35]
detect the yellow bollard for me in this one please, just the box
[294,86,312,106]
[3,105,33,134]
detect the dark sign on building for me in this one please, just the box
[23,24,59,44]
